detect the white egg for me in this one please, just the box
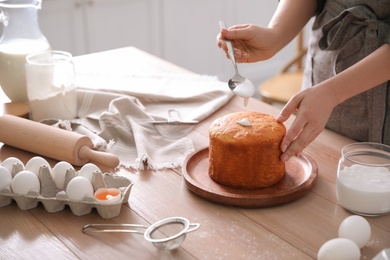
[0,166,12,191]
[78,163,101,181]
[52,161,75,190]
[318,238,360,260]
[338,215,371,248]
[11,170,40,195]
[25,156,51,176]
[1,157,24,174]
[66,176,94,201]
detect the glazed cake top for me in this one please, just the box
[209,111,286,145]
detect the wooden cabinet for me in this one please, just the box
[39,0,161,56]
[84,0,161,55]
[38,0,298,88]
[161,0,282,84]
[39,0,86,55]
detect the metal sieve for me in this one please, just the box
[152,109,198,139]
[82,216,200,250]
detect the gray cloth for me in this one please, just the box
[303,0,390,143]
[43,73,234,170]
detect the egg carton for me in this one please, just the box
[0,161,133,219]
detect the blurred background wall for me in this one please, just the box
[37,0,312,98]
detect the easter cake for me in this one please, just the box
[208,111,286,189]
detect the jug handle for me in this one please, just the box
[0,10,8,26]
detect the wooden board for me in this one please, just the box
[182,148,318,208]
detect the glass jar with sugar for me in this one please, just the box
[25,50,77,121]
[336,142,390,216]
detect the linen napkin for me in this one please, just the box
[41,48,234,170]
[47,73,234,170]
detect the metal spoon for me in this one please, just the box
[219,21,256,106]
[219,21,246,91]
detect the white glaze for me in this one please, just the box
[233,78,255,107]
[237,118,252,126]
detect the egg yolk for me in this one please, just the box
[94,189,120,200]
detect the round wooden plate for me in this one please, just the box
[182,147,318,208]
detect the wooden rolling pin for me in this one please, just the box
[0,114,120,168]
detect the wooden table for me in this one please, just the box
[0,47,389,259]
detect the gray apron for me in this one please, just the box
[303,0,390,143]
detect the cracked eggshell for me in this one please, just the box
[94,188,121,204]
[0,156,133,219]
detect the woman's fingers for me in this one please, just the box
[277,87,334,161]
[280,120,320,161]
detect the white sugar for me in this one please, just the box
[338,165,390,192]
[337,164,390,214]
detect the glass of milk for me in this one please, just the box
[336,142,390,216]
[25,50,77,121]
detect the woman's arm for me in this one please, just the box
[326,44,390,104]
[216,0,318,63]
[277,43,390,161]
[268,0,317,53]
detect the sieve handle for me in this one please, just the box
[82,223,147,234]
[186,223,201,233]
[151,109,199,125]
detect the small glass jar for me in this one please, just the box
[25,50,77,121]
[336,142,390,216]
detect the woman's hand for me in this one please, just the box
[216,0,316,63]
[216,24,278,63]
[276,85,338,161]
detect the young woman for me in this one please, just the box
[217,0,390,161]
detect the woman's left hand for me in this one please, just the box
[276,85,338,161]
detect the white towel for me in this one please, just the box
[46,73,233,170]
[42,48,234,170]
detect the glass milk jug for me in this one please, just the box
[0,0,50,102]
